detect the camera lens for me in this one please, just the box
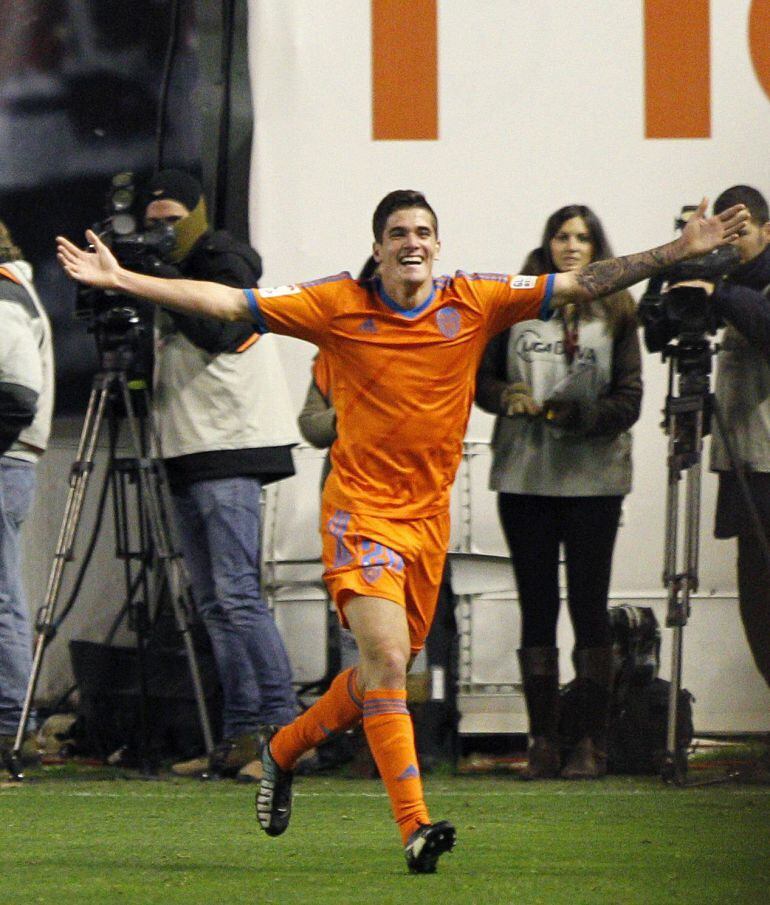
[111,188,134,212]
[111,213,137,236]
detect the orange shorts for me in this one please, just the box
[321,502,450,654]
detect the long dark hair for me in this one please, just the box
[521,204,636,333]
[521,204,613,273]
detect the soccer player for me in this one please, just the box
[57,190,747,873]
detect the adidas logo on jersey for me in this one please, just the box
[359,318,377,333]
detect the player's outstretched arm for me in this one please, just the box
[550,199,749,306]
[56,229,251,322]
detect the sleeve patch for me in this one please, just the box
[511,275,538,289]
[258,284,302,298]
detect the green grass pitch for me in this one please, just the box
[1,770,768,904]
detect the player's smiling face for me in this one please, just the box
[373,207,440,296]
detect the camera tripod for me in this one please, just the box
[659,338,770,785]
[3,339,214,780]
[659,339,713,784]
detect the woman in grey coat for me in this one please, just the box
[476,205,642,780]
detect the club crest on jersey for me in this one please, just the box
[259,284,301,298]
[511,275,537,289]
[436,307,461,338]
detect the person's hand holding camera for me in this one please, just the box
[500,382,541,417]
[542,398,582,431]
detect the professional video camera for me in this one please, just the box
[75,172,175,332]
[75,172,175,360]
[92,171,175,270]
[638,205,740,354]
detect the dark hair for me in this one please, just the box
[357,255,379,281]
[372,190,438,243]
[714,184,769,225]
[521,204,635,333]
[520,204,614,274]
[0,220,22,262]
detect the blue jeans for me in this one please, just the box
[171,477,297,738]
[0,457,37,734]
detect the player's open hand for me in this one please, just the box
[680,198,749,258]
[56,229,121,289]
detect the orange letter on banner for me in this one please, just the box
[371,0,438,141]
[750,0,770,102]
[644,0,710,138]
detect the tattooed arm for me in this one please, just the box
[550,198,749,306]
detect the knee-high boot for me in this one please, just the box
[561,646,613,780]
[518,647,561,780]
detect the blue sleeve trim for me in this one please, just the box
[244,288,270,334]
[540,273,556,321]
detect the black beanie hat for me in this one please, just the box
[143,169,203,212]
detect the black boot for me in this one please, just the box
[561,646,613,780]
[518,647,560,780]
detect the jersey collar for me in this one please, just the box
[375,277,436,319]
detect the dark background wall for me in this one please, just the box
[0,0,252,413]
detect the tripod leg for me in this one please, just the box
[662,440,702,785]
[661,439,684,784]
[116,377,214,756]
[4,377,111,779]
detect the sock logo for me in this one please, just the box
[397,764,420,780]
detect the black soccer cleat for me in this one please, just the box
[255,725,294,837]
[404,820,456,874]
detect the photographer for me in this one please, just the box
[0,220,54,763]
[140,170,299,780]
[706,185,770,695]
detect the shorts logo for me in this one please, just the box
[436,307,461,338]
[327,510,354,567]
[363,564,384,583]
[360,539,405,584]
[259,284,301,298]
[511,275,537,289]
[359,317,377,333]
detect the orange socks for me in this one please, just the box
[363,688,430,843]
[270,667,363,770]
[270,677,430,843]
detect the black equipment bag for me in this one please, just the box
[608,677,694,775]
[560,605,694,774]
[609,604,661,687]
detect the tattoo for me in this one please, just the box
[575,243,678,298]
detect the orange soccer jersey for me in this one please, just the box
[245,271,554,519]
[311,350,333,401]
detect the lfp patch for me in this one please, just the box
[511,275,538,289]
[259,284,301,298]
[436,307,461,338]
